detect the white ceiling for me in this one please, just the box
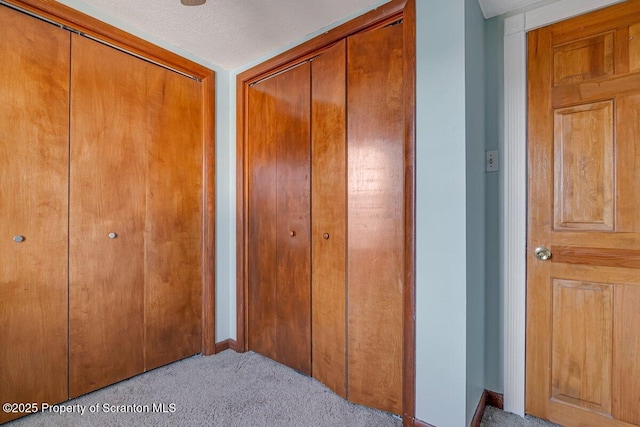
[65,0,391,70]
[57,0,553,70]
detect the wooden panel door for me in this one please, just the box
[0,6,70,423]
[247,63,311,375]
[311,40,348,398]
[144,63,203,371]
[69,34,147,397]
[347,21,404,415]
[527,2,640,425]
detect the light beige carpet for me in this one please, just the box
[6,350,401,427]
[481,405,562,427]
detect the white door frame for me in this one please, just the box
[502,0,627,416]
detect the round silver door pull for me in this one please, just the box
[108,232,118,239]
[13,235,25,243]
[534,246,552,261]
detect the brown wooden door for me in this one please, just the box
[527,2,640,425]
[347,21,404,415]
[0,6,70,423]
[247,63,311,375]
[69,34,204,395]
[144,63,203,371]
[69,34,147,397]
[311,40,348,399]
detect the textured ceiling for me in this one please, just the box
[69,0,391,70]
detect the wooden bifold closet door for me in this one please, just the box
[69,34,203,397]
[346,20,404,415]
[247,62,312,375]
[0,7,70,424]
[1,3,209,421]
[245,20,404,415]
[311,39,348,399]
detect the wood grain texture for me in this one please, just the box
[144,67,203,371]
[613,285,640,425]
[553,246,640,269]
[236,1,411,360]
[629,23,640,71]
[2,0,214,408]
[274,63,312,375]
[0,6,70,423]
[201,74,217,356]
[3,0,211,78]
[401,2,417,423]
[236,0,415,421]
[552,72,640,107]
[615,93,640,233]
[553,101,614,231]
[311,40,347,397]
[0,4,216,358]
[549,0,640,47]
[527,3,640,425]
[247,77,279,361]
[347,22,404,415]
[69,34,147,397]
[214,339,238,353]
[551,280,612,414]
[247,63,312,374]
[553,32,614,86]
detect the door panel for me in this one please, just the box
[552,32,614,85]
[69,34,146,397]
[527,2,640,425]
[248,76,279,361]
[274,63,311,375]
[551,280,612,414]
[0,6,70,423]
[145,67,203,371]
[247,64,311,373]
[311,40,348,398]
[347,22,404,415]
[553,101,614,231]
[616,93,640,232]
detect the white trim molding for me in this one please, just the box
[502,0,627,417]
[478,0,546,19]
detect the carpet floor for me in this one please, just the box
[6,350,401,427]
[481,406,561,427]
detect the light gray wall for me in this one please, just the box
[214,71,236,340]
[415,0,468,424]
[465,0,487,423]
[484,13,504,395]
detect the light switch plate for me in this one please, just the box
[486,150,499,172]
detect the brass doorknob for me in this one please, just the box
[290,231,296,237]
[534,246,552,261]
[323,233,330,240]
